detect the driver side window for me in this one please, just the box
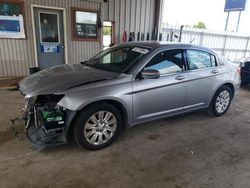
[145,49,185,75]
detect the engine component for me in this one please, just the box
[41,110,65,132]
[23,94,67,150]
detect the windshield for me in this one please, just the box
[85,46,150,73]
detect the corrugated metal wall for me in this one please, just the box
[0,0,101,77]
[0,0,159,77]
[103,0,156,43]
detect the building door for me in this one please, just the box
[34,8,65,69]
[103,21,115,49]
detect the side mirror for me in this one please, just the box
[141,69,160,79]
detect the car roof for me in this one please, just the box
[118,41,216,54]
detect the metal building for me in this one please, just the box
[0,0,163,77]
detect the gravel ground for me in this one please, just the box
[0,87,250,188]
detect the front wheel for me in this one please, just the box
[73,103,122,150]
[210,85,233,117]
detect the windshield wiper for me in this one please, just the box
[84,62,101,70]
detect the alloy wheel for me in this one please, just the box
[84,111,117,145]
[215,90,231,114]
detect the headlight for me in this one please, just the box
[24,96,37,113]
[36,94,65,104]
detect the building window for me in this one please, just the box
[71,8,99,41]
[39,12,60,43]
[0,0,26,39]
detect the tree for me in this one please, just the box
[193,22,206,29]
[103,27,111,35]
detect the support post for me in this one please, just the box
[222,34,228,56]
[236,11,242,32]
[199,32,204,46]
[244,37,250,57]
[179,25,184,42]
[224,12,230,32]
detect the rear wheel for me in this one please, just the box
[210,85,233,116]
[73,103,122,150]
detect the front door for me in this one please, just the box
[34,8,65,69]
[132,49,188,123]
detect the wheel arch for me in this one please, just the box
[66,99,129,140]
[210,82,235,107]
[220,82,235,97]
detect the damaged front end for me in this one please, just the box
[23,94,75,150]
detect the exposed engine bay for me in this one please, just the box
[23,94,69,150]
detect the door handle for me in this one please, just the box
[211,70,219,74]
[175,75,186,80]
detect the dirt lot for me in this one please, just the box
[0,87,250,188]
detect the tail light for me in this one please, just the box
[237,66,241,75]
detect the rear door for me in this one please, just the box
[185,49,219,110]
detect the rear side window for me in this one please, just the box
[187,50,217,70]
[145,49,185,75]
[217,54,229,66]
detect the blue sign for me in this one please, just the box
[40,44,60,53]
[224,0,246,11]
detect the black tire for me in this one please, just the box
[209,85,233,117]
[73,102,122,150]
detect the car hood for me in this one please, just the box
[19,64,120,96]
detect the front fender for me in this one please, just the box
[57,82,133,124]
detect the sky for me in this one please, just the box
[162,0,250,34]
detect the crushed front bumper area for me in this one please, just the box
[26,124,66,150]
[25,105,67,150]
[20,95,74,150]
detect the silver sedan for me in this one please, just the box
[19,42,241,150]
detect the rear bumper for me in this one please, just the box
[241,70,250,83]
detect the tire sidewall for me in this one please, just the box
[211,86,233,116]
[73,103,122,150]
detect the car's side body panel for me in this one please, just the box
[57,44,240,127]
[184,47,224,110]
[132,72,188,124]
[58,75,134,125]
[185,66,238,111]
